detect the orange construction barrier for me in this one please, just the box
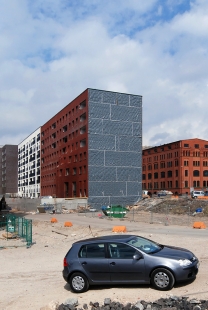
[112,226,127,233]
[64,221,73,227]
[51,218,58,223]
[197,196,208,200]
[193,222,206,229]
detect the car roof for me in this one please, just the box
[73,234,137,245]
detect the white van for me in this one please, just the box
[191,191,204,198]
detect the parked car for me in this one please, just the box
[63,234,199,293]
[191,191,204,198]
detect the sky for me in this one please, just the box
[0,0,208,147]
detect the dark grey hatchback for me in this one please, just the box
[63,235,199,293]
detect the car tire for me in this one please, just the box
[69,272,89,293]
[151,268,175,291]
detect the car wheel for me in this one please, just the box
[69,272,89,293]
[151,268,175,291]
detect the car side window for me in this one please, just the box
[79,243,106,258]
[108,243,136,259]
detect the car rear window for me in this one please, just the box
[79,243,105,258]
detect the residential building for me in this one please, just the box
[41,88,142,207]
[142,138,208,196]
[18,128,41,198]
[0,144,18,196]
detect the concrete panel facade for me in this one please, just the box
[88,89,142,208]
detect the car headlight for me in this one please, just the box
[178,259,192,266]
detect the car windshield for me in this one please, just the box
[127,236,162,254]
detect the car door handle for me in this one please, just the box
[110,262,116,265]
[82,262,87,265]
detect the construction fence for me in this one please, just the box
[0,213,32,247]
[77,205,197,227]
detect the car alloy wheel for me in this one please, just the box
[69,272,89,293]
[151,268,175,291]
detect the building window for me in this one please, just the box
[193,161,200,166]
[175,170,178,177]
[167,181,172,188]
[175,180,178,188]
[80,139,86,147]
[80,100,86,109]
[203,181,208,187]
[148,182,152,189]
[148,165,152,170]
[148,173,152,179]
[193,170,200,177]
[52,122,56,129]
[80,126,86,134]
[65,168,69,176]
[184,144,189,147]
[161,171,165,178]
[167,171,172,177]
[63,136,67,143]
[79,167,82,175]
[193,151,200,157]
[143,165,146,171]
[160,162,165,168]
[205,145,208,149]
[185,181,188,187]
[59,169,62,176]
[203,161,208,166]
[73,168,77,175]
[185,170,188,177]
[142,174,146,180]
[154,163,158,169]
[195,144,199,148]
[184,160,189,166]
[154,172,158,179]
[193,180,200,187]
[203,170,208,177]
[80,113,86,122]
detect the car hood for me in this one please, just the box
[152,245,195,260]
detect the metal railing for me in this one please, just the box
[0,214,32,247]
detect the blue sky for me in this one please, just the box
[0,0,208,146]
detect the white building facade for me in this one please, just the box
[18,128,41,198]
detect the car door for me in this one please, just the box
[108,242,146,283]
[78,243,110,282]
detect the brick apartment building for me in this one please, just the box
[142,138,208,196]
[0,145,18,196]
[41,88,142,208]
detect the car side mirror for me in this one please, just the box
[133,254,142,260]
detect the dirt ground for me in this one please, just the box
[0,213,208,310]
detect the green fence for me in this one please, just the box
[0,214,32,247]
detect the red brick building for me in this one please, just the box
[41,90,88,198]
[142,138,208,196]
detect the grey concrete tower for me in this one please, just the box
[87,88,142,208]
